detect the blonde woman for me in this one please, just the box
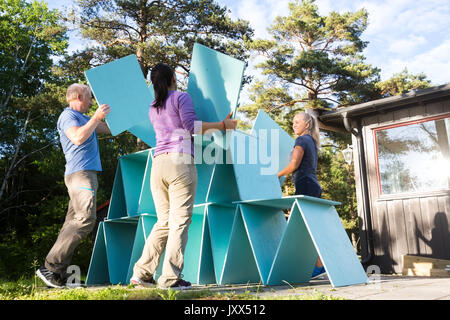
[278,111,325,279]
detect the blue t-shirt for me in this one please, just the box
[57,107,102,175]
[292,134,321,197]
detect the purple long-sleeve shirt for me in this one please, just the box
[149,90,199,157]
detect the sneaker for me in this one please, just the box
[170,279,191,290]
[159,278,192,290]
[311,266,327,280]
[36,266,65,289]
[130,276,156,287]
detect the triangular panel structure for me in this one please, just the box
[267,202,319,285]
[206,204,236,283]
[295,197,369,287]
[104,219,138,285]
[239,204,287,284]
[137,151,155,214]
[107,163,127,220]
[86,222,110,285]
[220,208,261,285]
[119,150,149,217]
[197,213,216,284]
[85,44,368,289]
[126,214,159,283]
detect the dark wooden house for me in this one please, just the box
[319,84,450,273]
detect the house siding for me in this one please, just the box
[354,100,450,273]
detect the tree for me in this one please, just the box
[240,0,380,133]
[376,68,432,97]
[0,0,68,202]
[68,0,253,80]
[0,0,67,109]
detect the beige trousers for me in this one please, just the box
[133,153,197,287]
[45,170,98,276]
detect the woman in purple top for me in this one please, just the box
[131,63,237,289]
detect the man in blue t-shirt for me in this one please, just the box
[36,84,111,288]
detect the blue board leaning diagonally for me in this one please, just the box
[187,43,245,123]
[251,109,295,186]
[85,55,154,137]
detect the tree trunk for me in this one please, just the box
[0,111,31,202]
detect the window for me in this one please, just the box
[374,115,450,195]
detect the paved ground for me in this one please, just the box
[197,275,450,300]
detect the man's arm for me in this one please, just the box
[65,104,110,146]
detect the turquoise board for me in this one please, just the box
[119,150,149,217]
[251,110,295,186]
[85,54,153,136]
[86,222,110,285]
[220,207,261,285]
[194,161,215,204]
[107,162,127,220]
[137,150,156,214]
[128,119,156,148]
[239,204,287,284]
[197,214,216,284]
[296,198,368,287]
[266,203,318,285]
[227,130,282,201]
[128,84,156,147]
[235,195,340,209]
[104,220,138,285]
[206,204,236,283]
[126,214,161,283]
[187,43,245,123]
[207,163,240,203]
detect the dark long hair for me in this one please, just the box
[151,63,174,110]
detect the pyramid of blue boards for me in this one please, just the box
[85,44,368,287]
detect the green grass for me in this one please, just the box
[0,278,345,300]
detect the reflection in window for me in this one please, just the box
[375,116,450,195]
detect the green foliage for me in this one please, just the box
[376,68,432,97]
[242,0,380,121]
[0,278,344,300]
[0,0,68,105]
[68,0,253,81]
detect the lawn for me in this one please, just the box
[0,278,344,300]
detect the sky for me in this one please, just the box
[45,0,450,87]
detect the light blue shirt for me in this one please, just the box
[57,107,102,175]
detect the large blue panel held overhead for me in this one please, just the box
[187,43,245,123]
[85,54,154,137]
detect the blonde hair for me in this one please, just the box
[66,83,92,103]
[297,111,320,151]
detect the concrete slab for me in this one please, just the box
[237,275,450,300]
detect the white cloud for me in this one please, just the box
[387,34,427,55]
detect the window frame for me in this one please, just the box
[373,113,450,198]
